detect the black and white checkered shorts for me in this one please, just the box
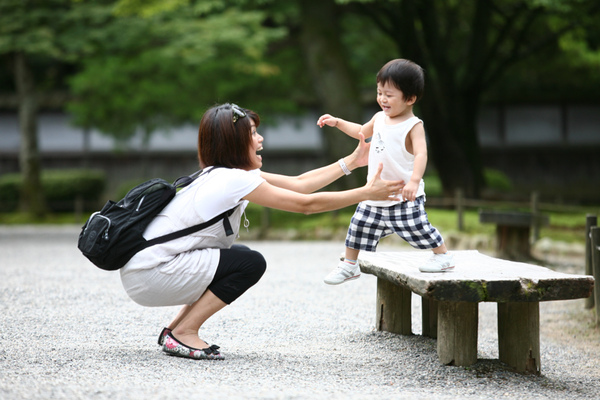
[345,196,444,252]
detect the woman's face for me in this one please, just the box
[248,121,264,170]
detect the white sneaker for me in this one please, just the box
[419,253,455,273]
[324,261,361,285]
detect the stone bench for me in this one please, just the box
[479,210,550,261]
[356,250,594,374]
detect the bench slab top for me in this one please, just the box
[358,250,594,303]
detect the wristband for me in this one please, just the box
[338,158,351,175]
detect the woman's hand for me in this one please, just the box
[347,132,370,169]
[365,163,404,201]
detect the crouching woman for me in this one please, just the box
[120,103,404,360]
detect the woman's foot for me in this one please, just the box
[162,333,224,360]
[171,329,210,349]
[157,327,171,346]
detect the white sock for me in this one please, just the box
[344,258,357,265]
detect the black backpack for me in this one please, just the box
[77,168,236,271]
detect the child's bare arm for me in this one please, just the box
[317,114,375,140]
[403,122,428,202]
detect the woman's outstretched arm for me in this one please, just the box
[246,163,404,215]
[260,133,370,194]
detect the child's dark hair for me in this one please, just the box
[376,59,424,102]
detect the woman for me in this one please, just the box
[119,103,404,360]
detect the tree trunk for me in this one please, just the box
[357,0,488,198]
[420,89,485,198]
[298,0,365,189]
[14,52,46,217]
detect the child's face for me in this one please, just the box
[377,81,415,119]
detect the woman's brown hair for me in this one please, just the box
[197,103,260,170]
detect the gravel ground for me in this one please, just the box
[0,225,598,400]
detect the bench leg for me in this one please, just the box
[437,301,478,366]
[498,302,541,374]
[421,297,438,338]
[376,278,412,335]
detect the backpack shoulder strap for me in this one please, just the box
[173,165,226,189]
[140,165,236,249]
[143,206,238,248]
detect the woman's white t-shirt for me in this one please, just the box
[119,167,264,306]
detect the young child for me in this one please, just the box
[317,58,454,284]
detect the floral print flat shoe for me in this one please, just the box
[158,327,171,346]
[162,333,224,360]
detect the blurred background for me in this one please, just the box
[0,0,599,224]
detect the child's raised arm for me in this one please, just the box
[317,114,375,140]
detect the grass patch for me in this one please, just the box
[423,209,496,236]
[0,212,86,225]
[1,203,596,245]
[239,203,591,244]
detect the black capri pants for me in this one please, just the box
[208,244,267,304]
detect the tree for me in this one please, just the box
[0,0,114,217]
[343,0,600,197]
[84,0,374,189]
[12,51,45,216]
[68,0,289,152]
[69,0,382,190]
[297,0,365,187]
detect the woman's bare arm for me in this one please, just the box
[246,163,404,214]
[260,133,370,194]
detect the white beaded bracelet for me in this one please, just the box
[338,158,351,175]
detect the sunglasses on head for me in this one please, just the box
[231,104,247,124]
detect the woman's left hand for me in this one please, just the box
[365,163,404,201]
[347,132,370,169]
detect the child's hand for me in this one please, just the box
[317,114,338,128]
[402,181,419,202]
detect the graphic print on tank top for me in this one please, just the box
[373,130,385,153]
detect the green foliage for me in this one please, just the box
[424,175,443,197]
[484,169,512,191]
[114,178,150,200]
[243,202,357,232]
[424,169,512,197]
[0,0,67,57]
[0,170,106,212]
[114,0,190,17]
[339,13,397,91]
[42,169,106,203]
[0,0,121,218]
[335,0,600,197]
[0,176,20,208]
[2,0,599,208]
[241,201,595,245]
[0,212,86,225]
[67,0,292,143]
[0,0,115,60]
